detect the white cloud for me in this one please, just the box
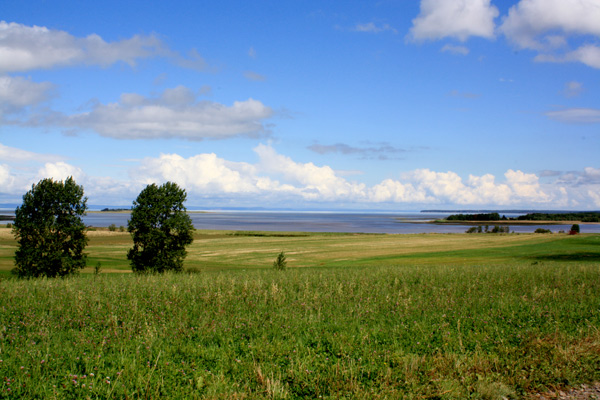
[0,21,166,73]
[36,161,84,182]
[0,21,210,73]
[1,143,598,209]
[0,164,17,190]
[133,152,260,194]
[38,86,273,140]
[545,108,600,124]
[504,169,548,201]
[254,144,367,200]
[0,142,63,163]
[501,0,600,68]
[129,146,592,208]
[441,44,470,55]
[501,0,600,50]
[0,75,54,117]
[368,168,553,206]
[409,0,499,42]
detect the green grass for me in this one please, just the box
[2,227,599,272]
[1,264,600,399]
[1,227,600,398]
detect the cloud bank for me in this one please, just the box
[1,143,598,209]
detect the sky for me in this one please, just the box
[1,0,599,210]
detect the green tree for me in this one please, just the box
[12,177,88,278]
[127,182,194,273]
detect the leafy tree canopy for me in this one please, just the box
[13,177,88,278]
[127,182,194,273]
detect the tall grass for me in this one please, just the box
[1,262,599,399]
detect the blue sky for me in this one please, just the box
[1,0,599,210]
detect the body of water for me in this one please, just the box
[4,210,594,234]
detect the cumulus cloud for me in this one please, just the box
[545,108,600,124]
[0,164,17,190]
[0,21,209,73]
[500,0,600,68]
[1,143,598,209]
[32,86,273,140]
[0,75,54,118]
[133,153,260,194]
[127,145,596,208]
[36,161,85,182]
[254,144,367,200]
[409,0,499,42]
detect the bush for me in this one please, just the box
[569,224,580,235]
[108,223,117,232]
[12,177,88,278]
[465,227,478,234]
[534,228,552,234]
[127,182,194,273]
[273,251,287,270]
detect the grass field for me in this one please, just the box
[1,226,599,398]
[2,225,599,273]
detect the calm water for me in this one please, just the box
[4,210,594,234]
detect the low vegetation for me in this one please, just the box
[1,261,599,398]
[444,212,600,223]
[1,226,599,398]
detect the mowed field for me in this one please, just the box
[1,225,600,399]
[2,225,599,273]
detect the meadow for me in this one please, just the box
[1,225,600,399]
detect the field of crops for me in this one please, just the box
[1,226,599,398]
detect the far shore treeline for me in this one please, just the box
[445,211,600,223]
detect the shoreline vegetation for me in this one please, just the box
[431,211,600,225]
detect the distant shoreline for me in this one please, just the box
[427,219,599,226]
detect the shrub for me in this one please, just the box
[534,228,552,234]
[465,227,478,234]
[108,223,117,232]
[12,177,88,278]
[569,224,580,235]
[273,251,287,270]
